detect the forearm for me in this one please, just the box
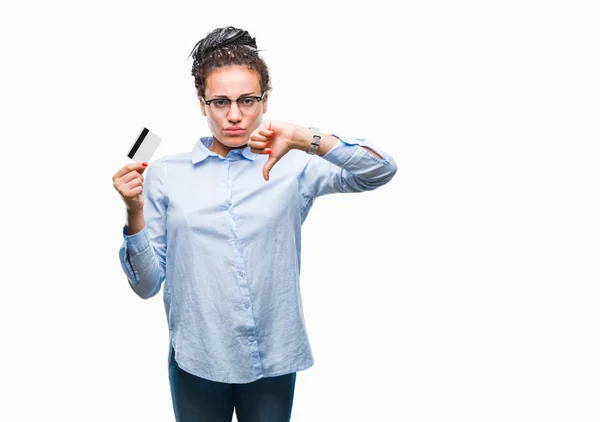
[119,158,167,299]
[295,129,398,195]
[291,126,382,159]
[126,210,146,235]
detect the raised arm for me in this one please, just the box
[291,126,384,160]
[248,120,397,193]
[114,159,168,299]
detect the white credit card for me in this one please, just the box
[127,127,162,162]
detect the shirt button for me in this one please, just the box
[238,271,244,277]
[245,303,250,309]
[248,336,254,343]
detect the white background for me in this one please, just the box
[1,0,599,421]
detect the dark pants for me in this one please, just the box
[168,348,296,422]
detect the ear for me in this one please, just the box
[262,92,269,114]
[199,97,207,117]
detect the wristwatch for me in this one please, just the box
[307,127,321,155]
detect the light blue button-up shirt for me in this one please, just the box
[119,134,397,383]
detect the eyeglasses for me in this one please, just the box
[202,92,266,116]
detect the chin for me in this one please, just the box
[222,136,249,148]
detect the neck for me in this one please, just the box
[210,137,246,157]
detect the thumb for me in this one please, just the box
[263,155,280,181]
[139,162,148,175]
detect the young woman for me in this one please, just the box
[112,26,397,422]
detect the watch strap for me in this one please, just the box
[307,127,321,155]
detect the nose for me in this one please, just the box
[227,101,242,122]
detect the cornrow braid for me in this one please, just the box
[188,26,271,98]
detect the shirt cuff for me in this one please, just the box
[122,225,150,254]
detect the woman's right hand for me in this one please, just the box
[112,162,148,213]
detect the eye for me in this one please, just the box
[239,97,256,106]
[212,99,229,108]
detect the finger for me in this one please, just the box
[263,155,280,181]
[259,125,274,138]
[250,147,272,154]
[113,161,148,181]
[266,120,275,138]
[113,170,144,190]
[120,178,144,198]
[127,177,144,189]
[121,170,145,185]
[127,186,143,196]
[250,145,271,154]
[248,139,270,150]
[249,148,260,154]
[249,133,271,144]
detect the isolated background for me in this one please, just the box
[1,1,599,421]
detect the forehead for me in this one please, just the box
[205,65,261,97]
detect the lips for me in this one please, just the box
[224,128,245,135]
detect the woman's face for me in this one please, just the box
[200,65,268,148]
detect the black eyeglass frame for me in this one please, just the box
[201,92,266,108]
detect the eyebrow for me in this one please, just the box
[213,92,258,98]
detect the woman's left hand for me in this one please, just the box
[248,120,298,181]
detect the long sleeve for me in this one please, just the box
[112,135,395,383]
[118,158,168,299]
[298,134,397,201]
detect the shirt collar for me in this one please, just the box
[191,136,258,164]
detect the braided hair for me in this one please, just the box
[188,26,271,98]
